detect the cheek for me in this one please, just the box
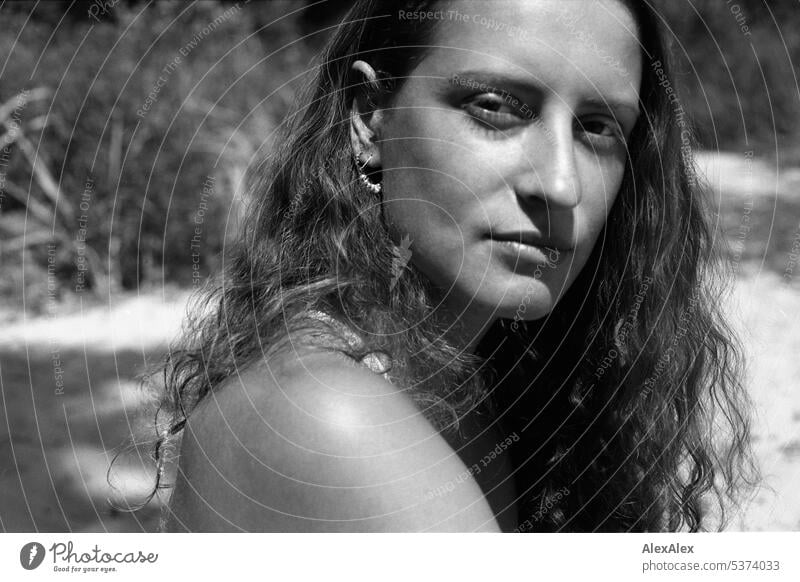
[380,127,486,253]
[579,155,625,233]
[382,196,451,254]
[567,158,625,272]
[381,179,475,286]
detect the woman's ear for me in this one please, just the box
[349,60,384,171]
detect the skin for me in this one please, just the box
[168,0,644,532]
[166,349,504,532]
[351,0,642,353]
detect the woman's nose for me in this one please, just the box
[513,111,581,211]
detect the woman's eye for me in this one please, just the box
[577,117,624,145]
[462,93,526,130]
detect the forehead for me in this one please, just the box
[413,0,641,99]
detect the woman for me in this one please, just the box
[152,0,757,532]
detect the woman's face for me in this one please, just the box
[371,0,641,323]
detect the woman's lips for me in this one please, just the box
[488,238,564,272]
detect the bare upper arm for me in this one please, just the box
[163,349,500,532]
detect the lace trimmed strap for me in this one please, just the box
[304,310,393,378]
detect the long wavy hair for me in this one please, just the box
[141,0,758,532]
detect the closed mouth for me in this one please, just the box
[487,238,565,268]
[487,232,570,256]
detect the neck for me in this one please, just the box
[435,297,497,356]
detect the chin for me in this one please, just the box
[482,282,560,322]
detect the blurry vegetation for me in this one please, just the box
[0,0,797,312]
[0,0,329,311]
[661,0,800,158]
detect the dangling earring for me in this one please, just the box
[355,153,382,195]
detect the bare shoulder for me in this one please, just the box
[163,347,500,532]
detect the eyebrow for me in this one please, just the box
[447,70,530,94]
[583,96,640,117]
[448,70,640,116]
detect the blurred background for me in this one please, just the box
[0,0,798,532]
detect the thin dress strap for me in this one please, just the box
[305,310,393,381]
